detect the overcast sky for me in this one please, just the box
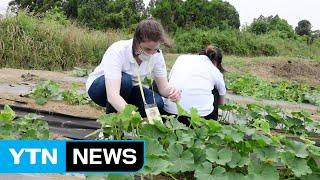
[143,0,320,30]
[1,0,319,30]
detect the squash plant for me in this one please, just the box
[0,105,49,140]
[88,104,320,180]
[27,80,91,105]
[226,73,320,106]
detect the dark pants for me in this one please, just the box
[87,73,164,117]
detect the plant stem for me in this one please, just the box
[164,172,177,180]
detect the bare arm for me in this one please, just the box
[154,76,181,101]
[218,95,225,105]
[154,76,170,97]
[105,78,127,112]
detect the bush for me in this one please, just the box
[248,15,295,39]
[174,28,279,56]
[0,12,128,70]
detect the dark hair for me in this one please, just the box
[132,18,171,56]
[199,45,224,73]
[133,18,165,44]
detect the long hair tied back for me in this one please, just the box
[200,45,224,73]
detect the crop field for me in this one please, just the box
[1,1,320,179]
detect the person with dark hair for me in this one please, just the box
[163,45,226,124]
[86,18,181,118]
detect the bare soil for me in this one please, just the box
[225,58,320,86]
[1,58,319,120]
[0,68,103,119]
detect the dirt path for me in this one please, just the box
[226,92,319,119]
[0,67,318,120]
[224,57,320,85]
[0,68,103,119]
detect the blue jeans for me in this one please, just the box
[87,73,164,117]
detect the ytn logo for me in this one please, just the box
[9,148,57,165]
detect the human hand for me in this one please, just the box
[168,87,181,102]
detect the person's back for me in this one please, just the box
[163,46,226,118]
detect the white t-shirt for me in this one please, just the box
[163,54,226,116]
[86,39,167,91]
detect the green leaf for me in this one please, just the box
[252,118,270,134]
[308,145,320,157]
[281,152,312,177]
[307,157,320,173]
[220,125,244,143]
[227,152,250,168]
[195,162,228,180]
[170,118,189,130]
[144,156,171,175]
[195,127,208,140]
[176,102,190,117]
[237,124,256,136]
[301,174,320,180]
[252,134,272,147]
[0,123,17,139]
[98,113,117,127]
[194,161,214,180]
[139,124,165,139]
[176,130,194,146]
[255,147,280,164]
[85,174,106,180]
[192,148,207,166]
[247,161,279,180]
[284,140,309,158]
[145,138,166,157]
[153,120,170,133]
[226,172,246,180]
[206,148,233,165]
[0,105,16,123]
[107,174,134,180]
[167,143,194,173]
[190,108,204,126]
[205,120,221,133]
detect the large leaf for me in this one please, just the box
[145,138,166,157]
[227,152,250,168]
[284,139,309,158]
[195,162,228,180]
[247,161,279,180]
[281,152,312,177]
[167,143,194,173]
[206,148,233,166]
[219,125,244,143]
[0,105,16,123]
[143,156,171,175]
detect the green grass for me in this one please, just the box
[0,12,129,70]
[1,13,319,73]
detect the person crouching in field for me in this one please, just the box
[86,18,181,117]
[162,45,226,125]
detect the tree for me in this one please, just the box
[150,0,240,32]
[9,0,63,14]
[295,20,312,36]
[9,0,146,29]
[248,15,294,38]
[249,15,270,35]
[150,0,184,32]
[77,0,145,29]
